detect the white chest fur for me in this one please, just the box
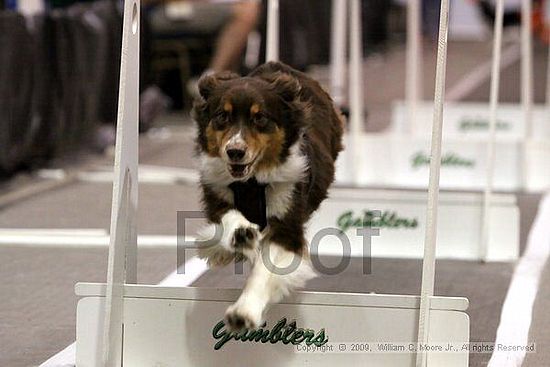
[258,141,308,219]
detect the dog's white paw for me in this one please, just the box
[224,299,263,331]
[231,223,260,261]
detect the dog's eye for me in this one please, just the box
[213,111,230,129]
[253,113,268,128]
[219,110,230,120]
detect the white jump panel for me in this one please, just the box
[336,132,550,192]
[76,284,469,367]
[308,188,519,262]
[391,101,550,140]
[525,139,550,191]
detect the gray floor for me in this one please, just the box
[0,39,549,367]
[0,182,202,235]
[0,247,175,367]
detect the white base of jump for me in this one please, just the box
[391,101,550,139]
[76,283,469,367]
[380,101,550,192]
[336,133,550,193]
[309,187,519,262]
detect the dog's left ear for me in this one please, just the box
[197,71,240,101]
[266,72,302,103]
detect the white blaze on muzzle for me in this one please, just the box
[224,130,249,161]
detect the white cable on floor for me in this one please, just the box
[266,0,279,62]
[480,0,505,262]
[330,0,347,107]
[406,0,422,133]
[415,0,450,366]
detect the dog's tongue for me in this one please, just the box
[230,164,247,177]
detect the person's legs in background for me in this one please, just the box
[209,0,260,73]
[186,1,260,99]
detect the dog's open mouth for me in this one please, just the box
[229,164,251,178]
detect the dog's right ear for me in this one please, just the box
[198,71,240,101]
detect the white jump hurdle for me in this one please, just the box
[76,0,469,366]
[308,187,518,262]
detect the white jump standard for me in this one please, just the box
[76,0,469,366]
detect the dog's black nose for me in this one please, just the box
[227,148,246,161]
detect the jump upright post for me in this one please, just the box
[406,0,423,134]
[480,0,505,262]
[330,0,347,107]
[101,0,140,365]
[266,0,280,62]
[415,0,450,365]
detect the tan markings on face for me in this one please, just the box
[205,124,231,157]
[255,126,285,171]
[223,101,233,113]
[250,103,261,116]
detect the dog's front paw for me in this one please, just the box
[224,301,263,331]
[231,224,260,260]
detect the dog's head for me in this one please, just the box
[193,69,308,180]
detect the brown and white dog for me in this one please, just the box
[192,61,344,331]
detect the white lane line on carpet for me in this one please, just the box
[0,232,194,248]
[38,257,209,367]
[37,165,200,186]
[488,192,550,367]
[446,43,521,102]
